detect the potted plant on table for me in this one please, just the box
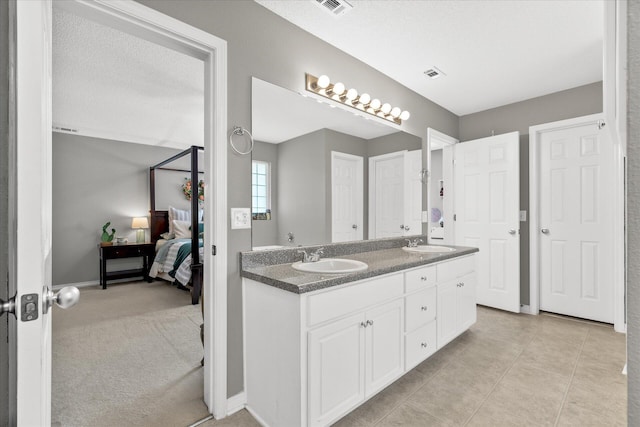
[101,222,116,246]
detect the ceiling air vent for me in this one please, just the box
[424,67,446,80]
[313,0,353,17]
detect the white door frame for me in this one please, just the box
[17,0,229,420]
[529,113,625,332]
[426,128,458,244]
[331,151,363,242]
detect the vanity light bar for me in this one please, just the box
[305,73,410,125]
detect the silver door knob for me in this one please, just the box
[400,225,405,230]
[404,226,410,231]
[541,228,550,234]
[45,286,80,313]
[352,224,358,230]
[508,229,517,235]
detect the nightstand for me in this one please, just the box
[99,242,156,289]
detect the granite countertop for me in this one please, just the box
[241,245,479,294]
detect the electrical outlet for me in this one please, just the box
[520,210,527,222]
[231,208,251,229]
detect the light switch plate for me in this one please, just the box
[231,208,251,229]
[421,211,429,223]
[520,210,527,222]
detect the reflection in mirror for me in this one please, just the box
[251,77,424,250]
[426,129,457,245]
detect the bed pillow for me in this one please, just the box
[168,206,204,235]
[173,220,192,239]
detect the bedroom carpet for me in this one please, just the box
[52,280,208,427]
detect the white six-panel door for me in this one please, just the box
[404,150,423,236]
[539,122,613,323]
[370,152,406,238]
[454,132,520,313]
[331,152,364,243]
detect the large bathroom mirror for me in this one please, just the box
[251,77,425,249]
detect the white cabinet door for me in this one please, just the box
[436,280,459,348]
[364,299,404,397]
[457,273,477,332]
[308,313,366,427]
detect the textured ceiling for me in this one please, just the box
[52,7,204,149]
[256,0,604,116]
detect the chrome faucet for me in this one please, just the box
[298,248,324,263]
[406,238,423,248]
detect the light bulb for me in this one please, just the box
[332,82,345,95]
[359,93,371,105]
[317,75,330,89]
[399,110,411,121]
[370,99,381,110]
[381,103,392,115]
[345,88,358,101]
[390,107,402,118]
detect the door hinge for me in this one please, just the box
[453,214,457,221]
[212,245,217,256]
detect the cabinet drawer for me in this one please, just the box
[405,321,437,370]
[405,287,436,332]
[437,254,476,282]
[404,265,437,293]
[307,274,403,327]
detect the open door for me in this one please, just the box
[454,132,520,313]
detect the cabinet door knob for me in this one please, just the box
[421,306,428,311]
[366,320,374,326]
[420,276,428,281]
[360,321,368,328]
[460,282,465,287]
[421,342,428,348]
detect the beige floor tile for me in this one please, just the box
[199,410,261,427]
[377,402,454,427]
[557,399,626,427]
[335,370,427,426]
[473,361,569,426]
[516,335,581,379]
[465,409,521,427]
[407,359,501,425]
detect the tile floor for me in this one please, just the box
[210,306,627,427]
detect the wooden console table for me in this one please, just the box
[99,243,155,289]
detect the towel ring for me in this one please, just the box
[229,126,254,155]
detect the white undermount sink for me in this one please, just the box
[402,245,456,254]
[291,258,368,274]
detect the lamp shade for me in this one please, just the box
[131,217,149,229]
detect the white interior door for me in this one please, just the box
[331,152,363,243]
[15,1,53,424]
[442,145,455,245]
[454,132,520,313]
[370,152,406,238]
[404,150,423,236]
[539,121,613,323]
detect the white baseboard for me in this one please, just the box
[245,405,269,427]
[226,392,246,416]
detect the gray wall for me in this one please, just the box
[367,131,422,157]
[459,82,603,306]
[251,141,279,248]
[277,130,326,246]
[52,133,184,285]
[627,1,639,424]
[0,0,11,423]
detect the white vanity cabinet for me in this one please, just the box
[308,298,404,427]
[243,253,477,427]
[436,256,478,348]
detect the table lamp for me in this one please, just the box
[131,217,149,243]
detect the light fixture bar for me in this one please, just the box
[305,73,410,125]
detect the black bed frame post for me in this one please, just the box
[149,167,156,211]
[190,145,203,305]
